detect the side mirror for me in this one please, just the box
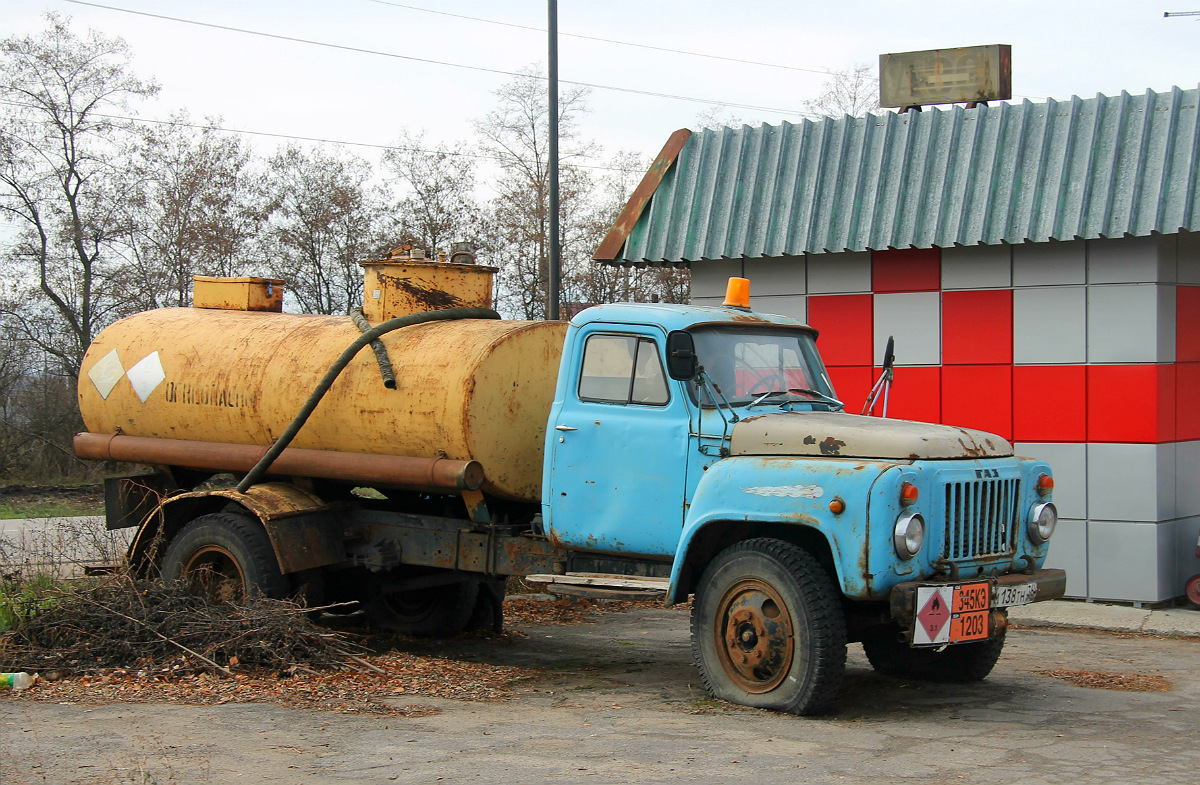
[666,330,698,380]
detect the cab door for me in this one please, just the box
[545,325,690,557]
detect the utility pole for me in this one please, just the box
[547,0,561,321]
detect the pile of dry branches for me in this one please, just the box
[0,576,368,677]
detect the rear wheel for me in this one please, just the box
[363,573,480,637]
[691,538,846,715]
[161,512,288,601]
[861,622,1007,683]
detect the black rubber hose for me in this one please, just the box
[350,307,397,389]
[236,307,501,493]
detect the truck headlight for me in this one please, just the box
[894,512,925,559]
[1028,502,1057,544]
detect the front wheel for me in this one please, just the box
[691,538,847,715]
[861,622,1007,683]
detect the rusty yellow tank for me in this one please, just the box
[77,308,567,502]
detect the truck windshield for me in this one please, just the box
[690,326,836,408]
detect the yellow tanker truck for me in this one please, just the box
[76,251,1064,715]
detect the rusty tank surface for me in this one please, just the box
[77,252,566,502]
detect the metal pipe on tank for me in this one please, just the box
[73,433,485,491]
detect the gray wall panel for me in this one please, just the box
[1087,443,1176,523]
[1087,284,1173,363]
[1014,443,1087,519]
[1013,287,1087,364]
[689,259,744,299]
[744,256,805,295]
[1088,236,1166,284]
[874,292,941,366]
[942,244,1012,290]
[1087,520,1173,602]
[1042,518,1087,598]
[1013,241,1086,286]
[808,252,871,294]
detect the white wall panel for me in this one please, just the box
[1087,284,1174,363]
[1087,520,1175,602]
[750,295,806,322]
[1042,518,1087,598]
[689,259,744,300]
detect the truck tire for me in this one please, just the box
[861,623,1007,683]
[364,576,480,638]
[691,538,847,715]
[161,512,288,601]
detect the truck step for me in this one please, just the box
[524,572,668,601]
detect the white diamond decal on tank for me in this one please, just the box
[127,351,166,403]
[87,349,125,400]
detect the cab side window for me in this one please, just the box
[579,334,669,406]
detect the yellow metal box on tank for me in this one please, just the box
[192,276,285,312]
[78,308,566,502]
[362,249,498,322]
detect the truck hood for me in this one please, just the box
[731,411,1013,460]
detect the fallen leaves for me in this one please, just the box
[1034,668,1171,692]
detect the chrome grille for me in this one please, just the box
[942,479,1020,559]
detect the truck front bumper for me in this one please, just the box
[889,568,1066,646]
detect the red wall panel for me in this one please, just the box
[883,366,941,422]
[1012,365,1087,442]
[1087,365,1175,443]
[826,366,874,413]
[941,365,1013,441]
[807,294,874,366]
[1178,286,1200,362]
[1178,363,1200,441]
[942,290,1014,365]
[872,248,941,293]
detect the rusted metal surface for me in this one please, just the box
[360,258,498,321]
[75,433,484,492]
[192,276,284,312]
[461,489,491,525]
[592,128,692,262]
[351,510,568,577]
[76,307,566,501]
[715,577,794,694]
[729,412,1013,460]
[103,473,172,530]
[879,45,1011,108]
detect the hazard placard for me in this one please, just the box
[913,586,953,645]
[912,582,992,646]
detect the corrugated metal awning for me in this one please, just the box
[596,87,1200,264]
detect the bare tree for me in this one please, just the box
[475,66,596,320]
[259,145,389,315]
[122,114,260,309]
[804,64,880,117]
[383,131,483,256]
[0,14,158,375]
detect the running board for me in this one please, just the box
[525,572,668,601]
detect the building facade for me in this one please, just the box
[596,87,1200,603]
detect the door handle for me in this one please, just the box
[555,424,577,431]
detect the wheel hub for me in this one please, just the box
[181,545,247,603]
[714,578,794,693]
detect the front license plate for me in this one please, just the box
[994,582,1038,608]
[913,582,991,645]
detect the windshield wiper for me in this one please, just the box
[748,388,845,411]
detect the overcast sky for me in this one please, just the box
[4,0,1198,176]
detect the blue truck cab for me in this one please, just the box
[541,295,1065,715]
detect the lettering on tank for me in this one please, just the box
[163,381,257,408]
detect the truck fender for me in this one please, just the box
[664,456,903,605]
[130,482,345,575]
